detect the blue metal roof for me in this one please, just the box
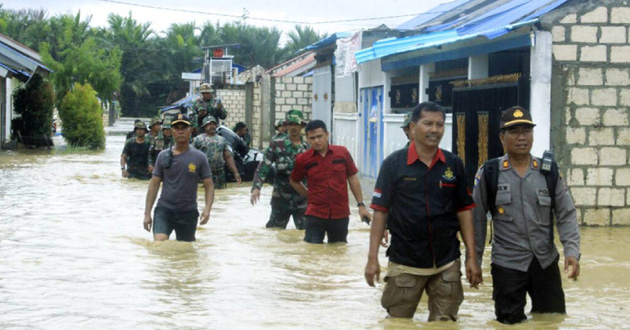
[356,0,568,64]
[298,32,351,53]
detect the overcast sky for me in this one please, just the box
[6,0,452,42]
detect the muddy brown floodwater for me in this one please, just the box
[0,119,629,329]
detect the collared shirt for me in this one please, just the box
[370,142,474,269]
[472,154,581,272]
[291,145,358,219]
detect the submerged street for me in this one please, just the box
[0,120,629,329]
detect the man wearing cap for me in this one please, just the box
[290,119,372,243]
[149,121,172,172]
[250,109,309,230]
[148,118,162,140]
[126,119,142,140]
[364,102,480,320]
[191,83,227,134]
[144,114,214,242]
[272,120,287,140]
[472,106,580,324]
[193,116,241,189]
[121,120,152,180]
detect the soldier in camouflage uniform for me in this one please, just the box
[148,118,162,140]
[191,83,227,135]
[272,120,287,140]
[250,109,309,229]
[192,116,241,189]
[149,122,172,171]
[121,121,152,180]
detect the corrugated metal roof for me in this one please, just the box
[356,0,568,64]
[299,32,351,53]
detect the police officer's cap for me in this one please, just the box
[500,106,536,129]
[201,115,218,127]
[171,114,192,126]
[400,112,413,128]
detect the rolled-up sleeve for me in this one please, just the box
[370,157,394,213]
[472,166,489,267]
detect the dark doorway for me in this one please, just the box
[452,76,530,186]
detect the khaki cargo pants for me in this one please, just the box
[381,259,463,321]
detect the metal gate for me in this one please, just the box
[361,86,384,178]
[452,77,530,186]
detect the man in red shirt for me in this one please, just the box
[290,120,372,243]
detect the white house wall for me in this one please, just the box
[530,30,553,157]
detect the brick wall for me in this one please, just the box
[216,87,246,130]
[274,76,313,122]
[547,1,630,225]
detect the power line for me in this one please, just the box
[97,0,446,25]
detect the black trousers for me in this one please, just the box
[491,255,566,324]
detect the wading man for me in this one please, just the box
[121,120,152,180]
[149,121,172,172]
[192,116,241,189]
[290,120,371,243]
[143,114,214,242]
[364,102,481,321]
[472,106,580,324]
[251,110,309,230]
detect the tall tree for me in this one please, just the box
[41,12,122,107]
[283,25,327,57]
[102,13,156,117]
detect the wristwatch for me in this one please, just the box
[357,202,365,207]
[121,166,125,170]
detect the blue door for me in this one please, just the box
[361,87,384,178]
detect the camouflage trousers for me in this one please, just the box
[267,194,306,230]
[212,168,226,189]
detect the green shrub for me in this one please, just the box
[58,83,105,149]
[12,74,55,138]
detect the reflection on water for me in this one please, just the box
[0,121,629,329]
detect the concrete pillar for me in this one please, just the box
[419,63,435,102]
[468,54,489,79]
[530,30,552,156]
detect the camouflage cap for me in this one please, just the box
[500,106,536,129]
[284,109,307,125]
[201,115,218,127]
[134,121,148,131]
[162,123,171,130]
[275,120,285,129]
[149,117,162,127]
[400,112,413,128]
[171,113,191,126]
[199,83,212,93]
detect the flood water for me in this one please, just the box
[1,119,629,329]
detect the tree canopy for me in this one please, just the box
[0,7,327,117]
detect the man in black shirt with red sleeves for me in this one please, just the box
[364,102,481,321]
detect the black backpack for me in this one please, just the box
[483,157,559,243]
